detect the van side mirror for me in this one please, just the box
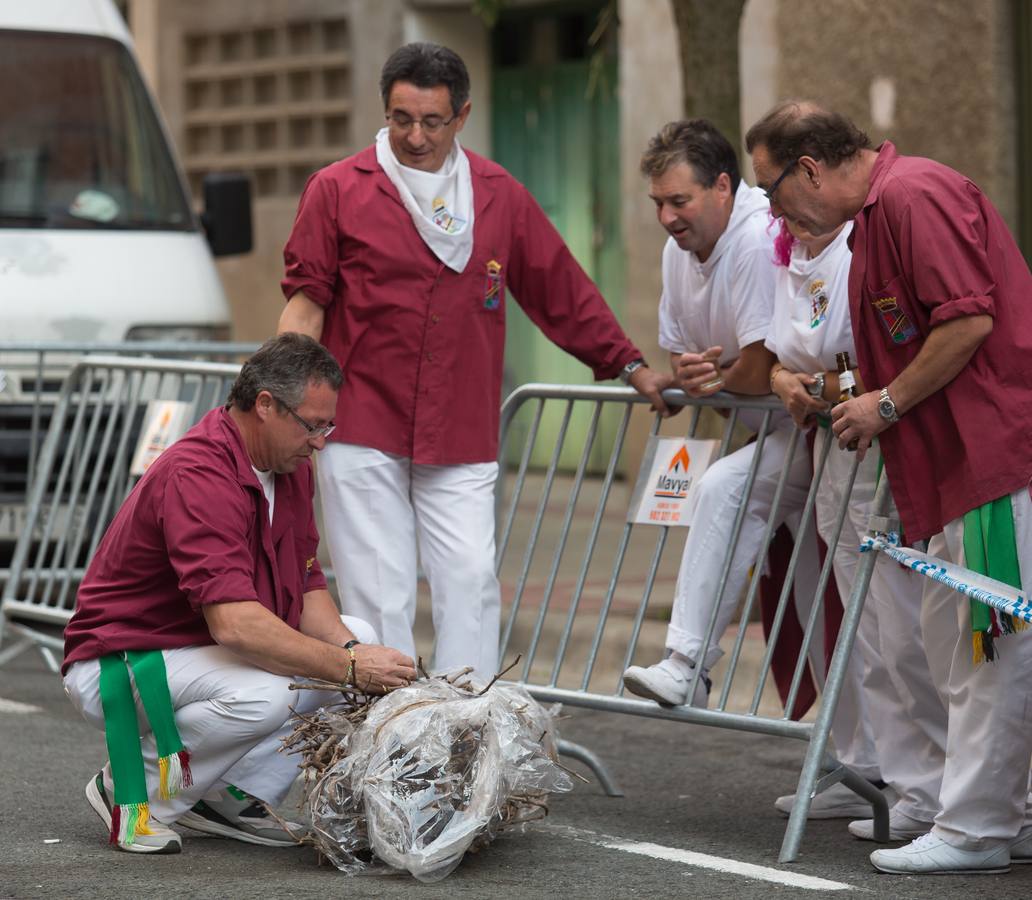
[201,172,253,257]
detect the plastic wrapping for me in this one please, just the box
[303,676,571,882]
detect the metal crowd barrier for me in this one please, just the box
[495,383,891,863]
[2,363,891,864]
[0,356,242,671]
[0,341,259,502]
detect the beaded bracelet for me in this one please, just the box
[769,364,785,394]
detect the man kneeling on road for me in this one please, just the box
[62,334,416,854]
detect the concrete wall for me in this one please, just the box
[128,0,1021,345]
[618,0,683,368]
[402,9,491,157]
[768,0,1018,229]
[130,0,406,342]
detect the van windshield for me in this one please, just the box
[0,30,194,231]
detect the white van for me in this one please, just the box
[0,0,252,538]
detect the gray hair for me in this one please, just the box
[745,100,871,168]
[227,333,342,411]
[380,42,470,115]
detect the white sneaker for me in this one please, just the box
[870,833,1010,875]
[774,780,893,819]
[1010,824,1032,864]
[85,771,182,854]
[622,658,710,707]
[848,807,933,842]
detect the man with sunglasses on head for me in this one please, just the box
[62,334,416,855]
[278,42,669,681]
[747,100,1032,876]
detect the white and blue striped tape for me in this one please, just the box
[861,532,1032,625]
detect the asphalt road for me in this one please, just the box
[3,648,1032,900]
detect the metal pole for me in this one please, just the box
[778,474,893,863]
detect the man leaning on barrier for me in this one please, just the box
[622,121,815,700]
[748,100,1032,876]
[277,42,671,682]
[766,215,946,843]
[61,334,417,854]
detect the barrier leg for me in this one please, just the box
[0,635,34,668]
[0,622,64,672]
[837,766,889,841]
[36,643,60,674]
[557,739,624,797]
[778,477,891,863]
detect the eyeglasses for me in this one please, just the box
[763,158,800,202]
[385,111,457,134]
[281,403,335,439]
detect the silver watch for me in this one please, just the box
[877,387,900,423]
[618,359,646,385]
[806,372,825,399]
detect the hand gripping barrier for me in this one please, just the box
[0,356,241,671]
[495,384,893,863]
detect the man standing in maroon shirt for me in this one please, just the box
[747,102,1032,875]
[63,335,416,854]
[278,42,671,680]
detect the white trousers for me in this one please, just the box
[814,428,945,814]
[318,443,500,679]
[63,616,378,824]
[665,420,882,780]
[666,420,816,669]
[923,490,1032,850]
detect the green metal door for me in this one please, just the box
[491,15,623,470]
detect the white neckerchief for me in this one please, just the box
[252,466,275,524]
[375,127,475,273]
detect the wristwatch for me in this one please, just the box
[618,358,646,385]
[877,387,900,424]
[806,372,825,400]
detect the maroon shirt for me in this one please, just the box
[281,146,640,465]
[848,142,1032,541]
[62,407,326,673]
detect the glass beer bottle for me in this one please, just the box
[836,351,859,451]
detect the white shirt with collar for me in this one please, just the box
[658,182,776,367]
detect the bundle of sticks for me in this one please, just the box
[281,658,578,882]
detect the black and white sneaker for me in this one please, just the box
[85,771,182,854]
[176,786,305,847]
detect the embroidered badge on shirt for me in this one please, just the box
[872,295,918,344]
[431,197,466,234]
[484,259,503,310]
[808,279,829,328]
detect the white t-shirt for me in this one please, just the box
[765,223,854,373]
[252,466,275,524]
[658,182,776,367]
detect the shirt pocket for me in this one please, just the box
[862,274,921,348]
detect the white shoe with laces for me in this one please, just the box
[870,832,1011,875]
[848,806,933,842]
[622,657,710,707]
[774,780,895,820]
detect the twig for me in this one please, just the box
[476,654,523,695]
[258,801,308,845]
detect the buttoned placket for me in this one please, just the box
[412,262,447,459]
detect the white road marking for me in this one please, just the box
[537,823,854,892]
[0,696,42,714]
